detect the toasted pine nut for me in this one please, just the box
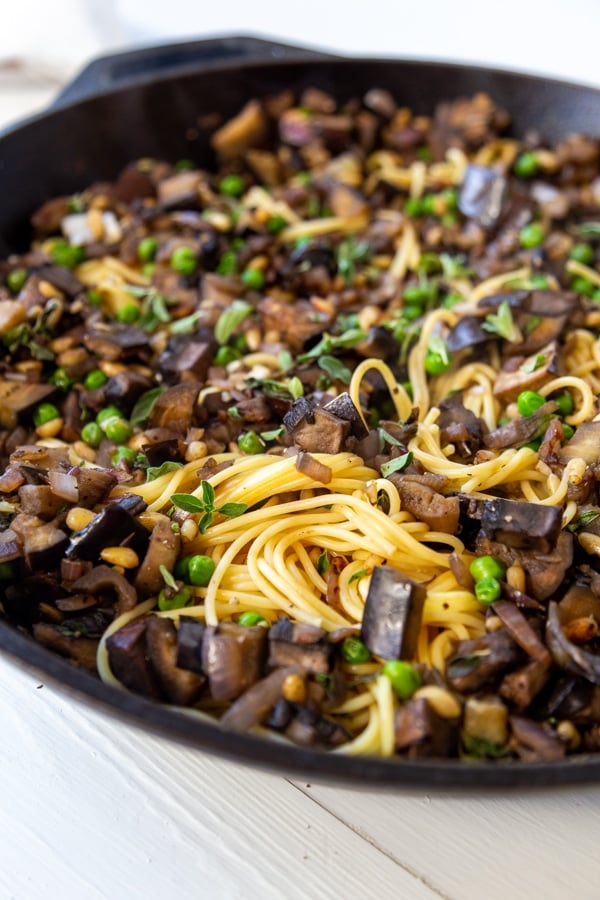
[556,720,581,750]
[87,208,105,241]
[485,615,504,633]
[100,546,140,569]
[66,507,96,532]
[71,441,97,463]
[185,440,208,462]
[282,673,306,704]
[413,685,461,719]
[38,280,62,300]
[36,417,64,439]
[99,361,127,377]
[506,562,525,593]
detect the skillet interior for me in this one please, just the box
[2,53,600,786]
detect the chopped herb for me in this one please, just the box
[126,286,177,332]
[523,315,542,336]
[336,236,371,284]
[288,376,304,400]
[170,311,202,334]
[159,564,177,590]
[277,350,293,372]
[461,734,510,760]
[146,461,183,482]
[440,253,473,279]
[260,427,286,441]
[348,568,367,584]
[316,550,330,574]
[318,355,352,384]
[482,300,522,343]
[428,334,450,365]
[380,452,413,477]
[446,653,482,680]
[214,300,253,345]
[171,481,248,533]
[568,509,600,532]
[379,427,404,448]
[298,328,367,362]
[575,222,600,238]
[130,387,165,427]
[520,353,547,374]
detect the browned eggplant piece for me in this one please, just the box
[36,263,85,298]
[394,697,460,757]
[106,618,162,698]
[475,531,573,602]
[546,601,600,686]
[211,99,267,159]
[446,315,491,353]
[360,567,426,661]
[73,467,117,509]
[283,402,350,454]
[202,622,267,702]
[22,522,68,570]
[559,421,600,465]
[284,705,349,748]
[71,564,137,615]
[268,617,331,674]
[148,382,201,434]
[393,478,460,534]
[499,659,551,711]
[134,518,180,597]
[0,380,57,429]
[355,325,400,362]
[32,621,99,671]
[323,392,368,439]
[480,495,563,553]
[295,451,332,485]
[145,616,205,705]
[158,335,215,383]
[103,370,154,416]
[436,394,485,457]
[458,164,507,229]
[175,616,206,674]
[492,343,558,402]
[220,665,304,732]
[18,485,65,519]
[509,716,566,761]
[491,600,551,665]
[83,322,150,361]
[0,528,22,564]
[484,401,558,450]
[66,495,150,562]
[446,628,523,692]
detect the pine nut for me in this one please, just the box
[556,720,581,750]
[282,673,306,704]
[36,417,64,439]
[66,507,96,532]
[100,546,140,569]
[185,440,207,462]
[180,518,199,543]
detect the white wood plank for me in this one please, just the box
[295,779,600,900]
[0,653,438,900]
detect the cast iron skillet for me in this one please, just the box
[2,35,600,787]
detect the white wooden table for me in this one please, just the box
[2,56,600,900]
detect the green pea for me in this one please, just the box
[569,242,594,265]
[137,236,157,263]
[529,273,551,288]
[403,304,423,321]
[442,188,458,211]
[84,369,108,390]
[570,275,596,298]
[404,197,423,218]
[562,424,575,440]
[6,267,27,294]
[469,555,506,583]
[382,660,422,699]
[103,417,132,443]
[214,346,241,367]
[238,611,268,627]
[81,422,103,448]
[111,445,136,466]
[267,215,288,234]
[142,262,156,278]
[238,431,265,454]
[241,267,265,291]
[174,557,191,582]
[217,251,237,275]
[519,223,545,249]
[49,368,73,391]
[553,390,574,418]
[50,239,85,269]
[87,289,103,306]
[513,151,539,178]
[475,576,502,605]
[403,284,433,305]
[175,158,195,171]
[441,212,459,227]
[219,174,245,197]
[96,405,123,426]
[33,403,60,427]
[116,303,140,324]
[420,194,436,216]
[517,389,546,416]
[171,246,197,276]
[187,555,217,586]
[424,351,451,376]
[341,636,371,664]
[158,586,192,611]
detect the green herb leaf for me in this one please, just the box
[481,300,522,343]
[170,311,202,334]
[159,564,177,590]
[214,300,253,345]
[575,222,600,238]
[130,387,165,427]
[217,502,248,519]
[379,427,404,448]
[440,253,473,279]
[298,328,367,362]
[461,733,510,760]
[146,461,183,482]
[171,493,206,514]
[201,480,215,508]
[316,550,330,575]
[288,376,304,400]
[198,511,214,534]
[523,315,542,336]
[318,355,352,384]
[348,568,367,584]
[568,509,600,532]
[260,427,286,441]
[520,353,547,374]
[380,452,413,477]
[278,350,293,372]
[336,236,370,284]
[427,334,449,365]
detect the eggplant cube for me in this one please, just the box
[361,567,426,661]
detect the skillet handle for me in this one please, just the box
[52,35,339,107]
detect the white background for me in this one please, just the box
[2,4,600,900]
